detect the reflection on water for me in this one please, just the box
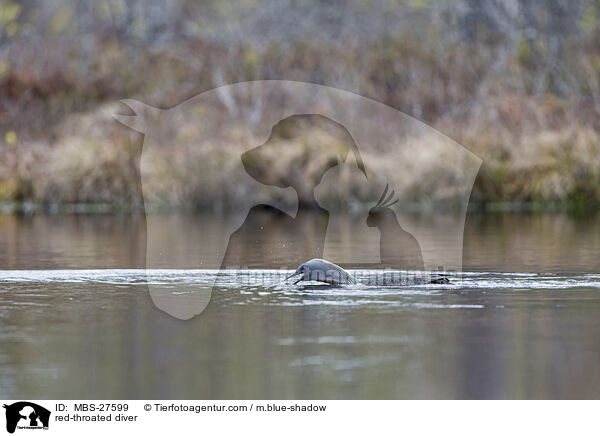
[0,213,599,398]
[0,214,146,270]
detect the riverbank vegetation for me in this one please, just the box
[1,0,600,211]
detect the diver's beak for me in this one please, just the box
[285,270,301,281]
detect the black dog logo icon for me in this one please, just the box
[3,402,50,434]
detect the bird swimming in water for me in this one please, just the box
[285,258,449,286]
[285,259,356,285]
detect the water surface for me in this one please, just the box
[1,213,599,399]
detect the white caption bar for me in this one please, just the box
[1,400,597,436]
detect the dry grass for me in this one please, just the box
[2,97,599,212]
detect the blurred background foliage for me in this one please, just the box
[1,0,600,210]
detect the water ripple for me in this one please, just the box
[1,269,599,309]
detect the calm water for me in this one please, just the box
[0,213,599,399]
